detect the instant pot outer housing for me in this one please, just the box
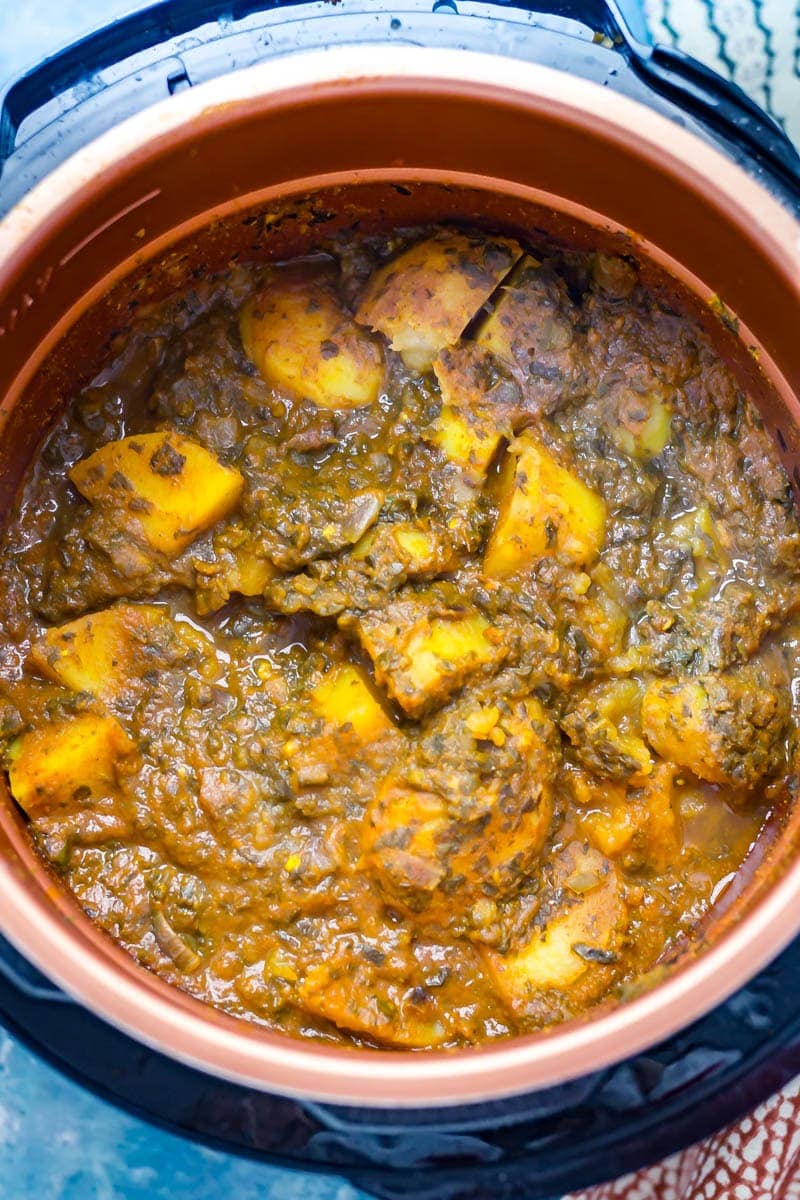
[0,2,799,1196]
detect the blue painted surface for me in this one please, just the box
[0,1029,361,1198]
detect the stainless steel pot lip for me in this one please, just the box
[0,44,799,1108]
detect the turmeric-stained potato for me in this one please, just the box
[475,256,580,409]
[483,431,606,578]
[356,231,521,371]
[264,517,462,620]
[484,843,627,1008]
[29,604,217,704]
[561,679,652,780]
[428,344,516,482]
[388,523,456,576]
[565,582,631,670]
[227,551,275,597]
[642,655,789,789]
[427,405,504,483]
[310,664,394,743]
[352,519,459,580]
[240,279,383,408]
[196,551,276,614]
[298,961,448,1047]
[194,528,277,615]
[612,389,672,460]
[345,586,508,717]
[70,432,244,557]
[574,763,681,871]
[7,714,136,817]
[365,695,556,925]
[660,504,729,602]
[282,663,398,791]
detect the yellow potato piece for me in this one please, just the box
[561,678,653,780]
[310,664,394,743]
[579,799,637,859]
[356,232,521,371]
[485,844,625,1002]
[484,432,606,578]
[240,280,383,409]
[662,504,729,602]
[70,432,244,557]
[614,392,672,460]
[351,521,457,579]
[578,764,681,871]
[641,678,724,784]
[428,344,511,481]
[194,534,277,615]
[464,703,502,740]
[428,406,503,482]
[392,525,437,567]
[7,714,135,817]
[404,614,499,701]
[299,962,448,1048]
[354,604,506,717]
[365,697,556,922]
[29,604,211,704]
[573,568,631,665]
[643,656,788,791]
[225,550,275,598]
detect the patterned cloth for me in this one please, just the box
[567,1076,800,1199]
[643,0,800,146]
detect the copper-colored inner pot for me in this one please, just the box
[0,56,798,1104]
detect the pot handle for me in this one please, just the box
[522,0,800,193]
[620,35,800,195]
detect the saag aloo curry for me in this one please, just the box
[0,226,798,1049]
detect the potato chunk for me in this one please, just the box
[426,344,513,483]
[613,390,672,460]
[365,696,557,924]
[428,405,504,483]
[561,679,652,780]
[390,525,443,572]
[475,256,580,410]
[7,714,135,816]
[29,604,215,704]
[195,547,276,615]
[660,504,729,602]
[70,432,244,557]
[574,763,681,871]
[222,551,274,598]
[484,431,606,578]
[310,664,393,743]
[298,962,448,1047]
[484,844,626,1007]
[283,664,397,791]
[240,279,383,408]
[345,587,507,717]
[352,519,458,579]
[642,656,789,789]
[356,231,521,371]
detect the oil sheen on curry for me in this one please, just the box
[0,226,798,1050]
